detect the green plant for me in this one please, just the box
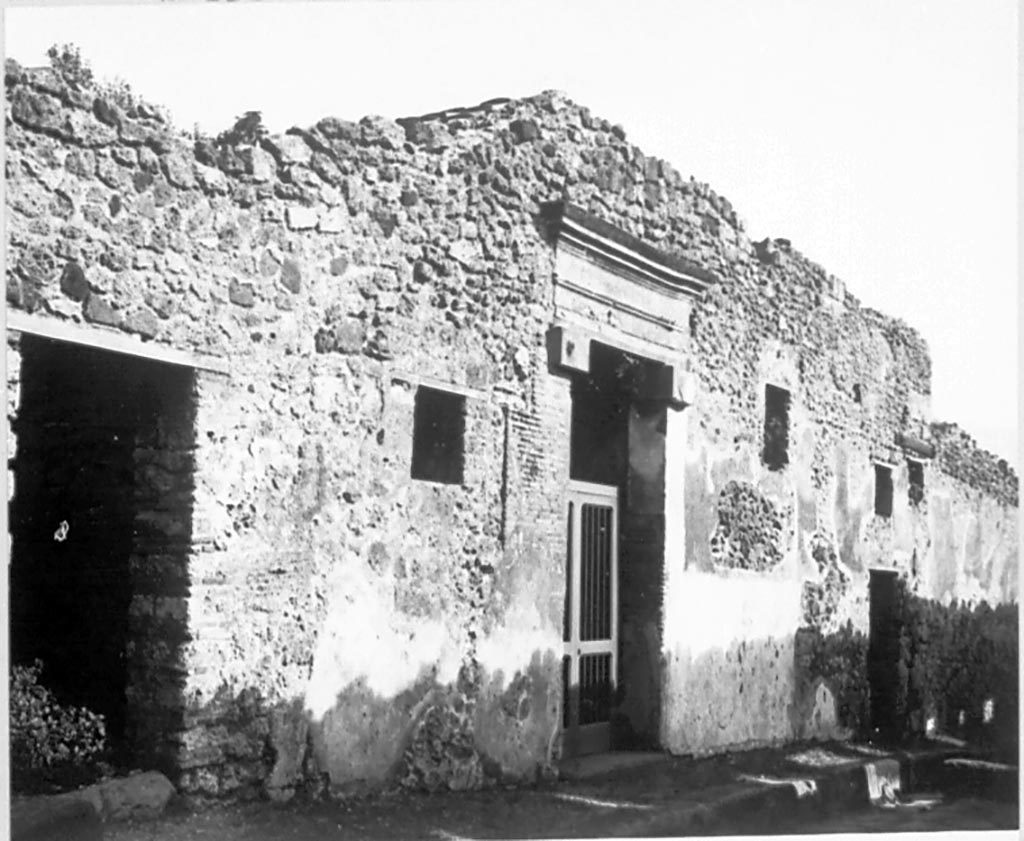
[46,43,94,87]
[47,43,143,115]
[99,76,139,113]
[216,111,267,147]
[10,660,107,773]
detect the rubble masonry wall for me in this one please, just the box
[5,59,1016,794]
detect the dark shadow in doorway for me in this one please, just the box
[9,334,196,782]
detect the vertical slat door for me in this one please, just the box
[562,480,619,757]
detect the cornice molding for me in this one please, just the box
[545,202,718,299]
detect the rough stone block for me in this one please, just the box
[59,260,89,301]
[280,259,302,293]
[228,279,256,308]
[509,119,540,143]
[86,771,176,822]
[264,133,313,166]
[83,293,122,327]
[125,307,160,338]
[242,146,276,182]
[194,162,228,195]
[314,318,365,354]
[360,115,406,150]
[10,88,67,138]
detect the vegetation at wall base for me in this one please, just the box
[10,660,110,794]
[893,579,1018,753]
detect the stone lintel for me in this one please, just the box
[7,311,230,375]
[546,324,695,408]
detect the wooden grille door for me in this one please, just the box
[562,480,619,757]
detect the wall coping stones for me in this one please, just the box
[930,421,1019,507]
[4,59,1016,494]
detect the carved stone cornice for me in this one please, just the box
[544,202,718,300]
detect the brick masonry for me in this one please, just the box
[4,58,1017,797]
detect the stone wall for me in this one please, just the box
[4,55,1017,795]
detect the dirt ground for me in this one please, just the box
[91,741,1022,840]
[102,789,1021,841]
[104,788,624,841]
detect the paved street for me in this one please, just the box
[102,790,1020,841]
[103,789,661,841]
[102,752,1020,841]
[14,740,1002,840]
[773,795,1018,835]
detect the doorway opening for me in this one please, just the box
[563,342,667,757]
[9,334,196,773]
[868,568,901,743]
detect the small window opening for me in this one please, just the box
[852,383,863,404]
[908,459,925,506]
[762,385,790,471]
[874,464,893,517]
[411,386,465,484]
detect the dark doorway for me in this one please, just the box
[9,334,195,768]
[569,346,629,486]
[868,568,901,743]
[564,342,667,755]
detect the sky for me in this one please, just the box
[4,0,1019,466]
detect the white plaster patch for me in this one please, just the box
[304,573,461,720]
[475,604,558,684]
[311,373,347,413]
[660,570,802,752]
[662,569,801,652]
[757,340,800,394]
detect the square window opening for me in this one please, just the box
[908,460,925,506]
[762,385,790,471]
[411,386,465,484]
[874,464,893,517]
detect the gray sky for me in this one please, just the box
[4,0,1018,466]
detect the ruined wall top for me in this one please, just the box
[4,57,1016,504]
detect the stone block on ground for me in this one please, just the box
[86,770,177,822]
[11,793,103,841]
